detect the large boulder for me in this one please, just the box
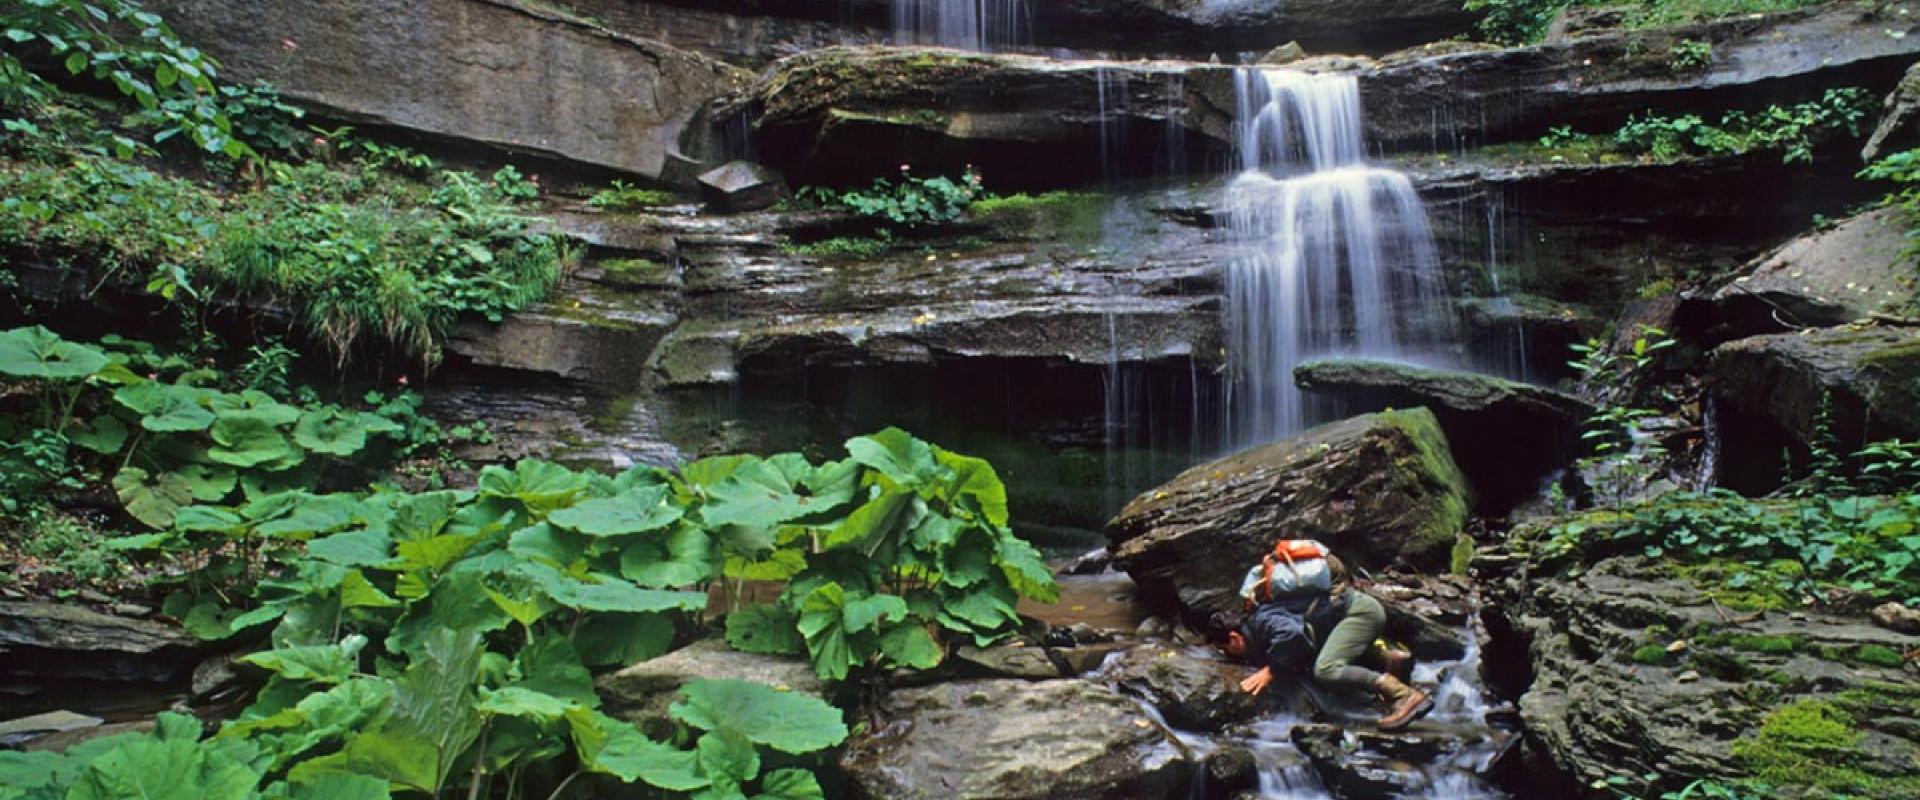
[1106,409,1471,618]
[1485,542,1920,798]
[1294,359,1592,514]
[1709,326,1920,452]
[1686,208,1916,344]
[1101,645,1262,732]
[149,0,749,181]
[839,678,1191,800]
[1865,61,1920,162]
[596,639,827,733]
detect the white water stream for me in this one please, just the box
[891,0,1029,51]
[1221,70,1458,448]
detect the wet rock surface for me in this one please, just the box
[1487,546,1920,797]
[1294,359,1592,513]
[1104,644,1264,732]
[1106,409,1471,618]
[1710,325,1920,453]
[1689,207,1917,344]
[839,678,1192,800]
[0,601,203,716]
[149,0,750,180]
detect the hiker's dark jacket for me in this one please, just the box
[1239,590,1349,672]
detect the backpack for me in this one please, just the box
[1237,539,1333,607]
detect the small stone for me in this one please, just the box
[696,161,788,214]
[1665,640,1689,653]
[1871,602,1920,634]
[0,711,102,747]
[111,603,152,617]
[1677,670,1701,683]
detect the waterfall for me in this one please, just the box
[892,0,1028,51]
[1222,70,1456,447]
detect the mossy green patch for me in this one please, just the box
[597,257,671,285]
[1376,408,1472,563]
[1732,699,1917,798]
[1851,644,1906,669]
[968,191,1109,246]
[1631,644,1671,665]
[1450,533,1475,577]
[587,395,640,436]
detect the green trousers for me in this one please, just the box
[1312,591,1385,690]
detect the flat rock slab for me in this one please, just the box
[597,639,826,731]
[1710,326,1920,451]
[1295,359,1591,513]
[1693,207,1916,343]
[1102,644,1261,733]
[0,601,200,684]
[840,678,1191,800]
[1106,409,1470,618]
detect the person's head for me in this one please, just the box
[1208,610,1248,660]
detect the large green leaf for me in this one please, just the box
[221,678,392,772]
[845,427,939,488]
[344,627,484,794]
[477,460,591,516]
[114,466,193,529]
[669,679,848,754]
[306,529,392,567]
[724,605,804,656]
[531,570,707,614]
[209,411,298,468]
[995,532,1060,603]
[550,484,683,537]
[620,524,718,588]
[294,409,368,457]
[68,415,130,454]
[573,613,675,667]
[796,583,853,681]
[696,728,759,785]
[513,633,598,707]
[878,623,942,670]
[699,460,815,528]
[209,390,301,426]
[179,463,238,502]
[0,326,109,380]
[507,523,586,569]
[566,709,705,791]
[475,687,575,723]
[842,593,907,633]
[239,635,366,684]
[114,383,215,432]
[66,713,260,800]
[753,769,826,800]
[932,446,1009,526]
[821,487,910,553]
[286,773,391,800]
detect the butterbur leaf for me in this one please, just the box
[66,713,260,800]
[513,634,598,707]
[573,613,675,667]
[115,383,214,432]
[179,463,238,502]
[306,529,392,567]
[209,390,301,426]
[699,460,813,528]
[115,466,193,529]
[478,460,590,516]
[0,326,110,380]
[842,593,907,633]
[339,571,399,610]
[669,679,848,754]
[620,524,718,587]
[550,484,683,536]
[294,409,368,457]
[994,532,1060,603]
[476,687,574,723]
[240,635,367,684]
[566,709,706,790]
[932,446,1009,526]
[696,729,760,784]
[754,769,826,800]
[519,563,706,614]
[68,415,130,454]
[879,623,942,669]
[845,427,939,487]
[287,773,390,800]
[209,411,298,468]
[724,605,804,656]
[822,488,909,553]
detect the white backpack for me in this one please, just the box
[1238,539,1334,606]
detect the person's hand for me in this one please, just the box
[1240,666,1274,696]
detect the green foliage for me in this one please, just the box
[1603,88,1874,164]
[1543,489,1920,603]
[778,231,895,260]
[1466,0,1825,45]
[1856,439,1920,493]
[1570,326,1675,504]
[0,127,570,363]
[0,0,251,160]
[1730,700,1891,796]
[797,165,984,229]
[1669,39,1714,71]
[584,180,678,211]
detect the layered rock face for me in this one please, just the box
[148,0,749,181]
[1106,409,1471,617]
[1687,208,1916,344]
[1710,326,1920,452]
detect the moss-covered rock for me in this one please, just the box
[1106,409,1471,619]
[1709,326,1920,454]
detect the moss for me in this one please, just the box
[1375,408,1472,562]
[597,257,670,285]
[1702,633,1802,655]
[1449,533,1475,577]
[967,191,1109,245]
[1631,644,1671,665]
[1851,644,1906,669]
[1861,338,1920,371]
[1673,560,1799,611]
[779,234,894,260]
[1835,680,1920,718]
[587,395,640,436]
[1732,700,1893,797]
[1691,650,1755,682]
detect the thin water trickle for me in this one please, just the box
[892,0,1029,51]
[1222,68,1457,447]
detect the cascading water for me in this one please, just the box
[891,0,1028,51]
[1222,69,1458,447]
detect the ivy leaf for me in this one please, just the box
[669,679,848,755]
[294,409,368,457]
[724,605,804,656]
[114,466,193,529]
[550,485,683,537]
[0,326,109,380]
[753,769,826,800]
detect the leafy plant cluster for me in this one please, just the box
[13,428,1051,799]
[795,165,984,229]
[1569,326,1676,504]
[0,327,465,539]
[0,116,570,363]
[1540,87,1874,165]
[1543,489,1920,604]
[583,180,679,211]
[1464,0,1825,46]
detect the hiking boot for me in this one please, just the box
[1373,642,1414,682]
[1373,674,1435,731]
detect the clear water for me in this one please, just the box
[1221,69,1458,447]
[891,0,1029,51]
